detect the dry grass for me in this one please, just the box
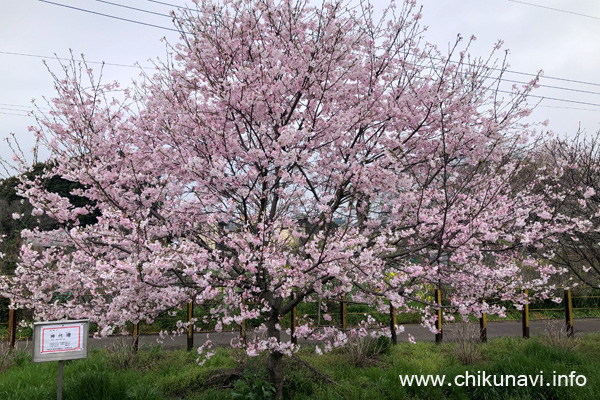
[540,321,579,351]
[451,322,485,365]
[105,335,137,369]
[346,334,391,367]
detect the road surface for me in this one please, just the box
[14,318,598,351]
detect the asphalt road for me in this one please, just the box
[14,318,599,352]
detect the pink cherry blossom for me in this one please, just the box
[0,0,568,396]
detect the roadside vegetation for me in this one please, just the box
[1,333,599,399]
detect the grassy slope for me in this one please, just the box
[1,334,600,399]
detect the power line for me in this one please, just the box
[0,50,148,69]
[147,0,196,12]
[96,0,174,19]
[38,0,182,33]
[1,90,598,122]
[0,103,50,111]
[39,1,600,91]
[3,50,599,109]
[24,1,600,110]
[501,78,600,97]
[495,89,600,108]
[417,57,600,106]
[0,107,34,113]
[430,55,600,88]
[0,103,33,108]
[538,105,600,112]
[0,112,33,118]
[4,49,600,109]
[507,0,600,21]
[6,46,600,103]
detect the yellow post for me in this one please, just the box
[435,289,443,343]
[390,304,397,345]
[240,298,247,343]
[132,322,139,352]
[522,289,530,338]
[8,299,16,349]
[479,313,487,342]
[291,303,297,344]
[565,289,574,337]
[187,301,194,351]
[340,295,347,330]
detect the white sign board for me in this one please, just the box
[33,320,89,363]
[40,324,84,353]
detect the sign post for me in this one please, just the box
[33,319,89,400]
[57,360,64,400]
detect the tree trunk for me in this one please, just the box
[266,315,284,399]
[267,350,284,399]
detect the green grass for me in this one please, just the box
[0,346,238,400]
[280,336,600,400]
[1,334,600,399]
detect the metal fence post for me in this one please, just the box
[565,289,574,337]
[435,289,443,343]
[390,304,397,345]
[522,289,530,338]
[187,301,194,351]
[8,299,16,349]
[340,295,347,330]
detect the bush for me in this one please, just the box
[452,322,484,365]
[540,321,579,352]
[346,334,391,367]
[105,336,137,370]
[0,343,29,373]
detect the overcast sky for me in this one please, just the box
[2,0,600,174]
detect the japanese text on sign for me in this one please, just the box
[40,325,83,353]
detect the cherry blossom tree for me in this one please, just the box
[0,162,97,275]
[538,132,600,288]
[1,0,565,395]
